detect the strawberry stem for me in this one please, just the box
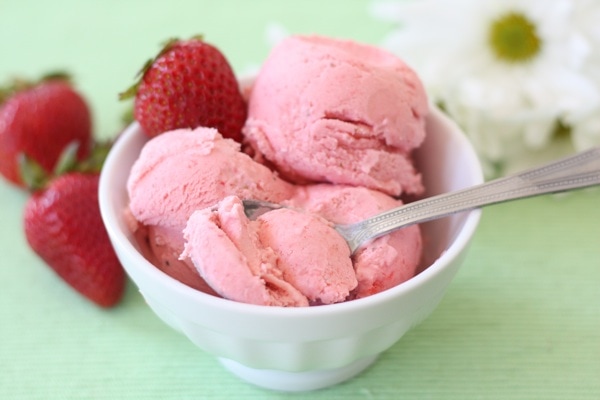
[19,154,51,191]
[53,141,80,176]
[40,71,72,83]
[77,140,113,174]
[20,139,113,192]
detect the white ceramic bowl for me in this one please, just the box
[99,106,483,392]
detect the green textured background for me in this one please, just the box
[1,1,599,398]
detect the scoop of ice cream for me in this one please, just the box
[127,127,296,292]
[243,35,428,196]
[181,196,357,306]
[127,127,295,230]
[290,184,422,298]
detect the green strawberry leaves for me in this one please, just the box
[20,139,113,192]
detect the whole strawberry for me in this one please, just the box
[0,74,92,187]
[120,36,247,141]
[24,173,125,307]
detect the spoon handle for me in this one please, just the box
[341,147,600,253]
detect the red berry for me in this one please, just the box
[0,79,92,187]
[23,173,125,307]
[121,37,247,141]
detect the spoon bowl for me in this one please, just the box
[100,106,483,391]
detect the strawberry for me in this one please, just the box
[23,172,125,308]
[0,73,92,188]
[120,36,247,141]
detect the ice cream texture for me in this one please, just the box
[127,127,295,232]
[181,196,357,306]
[126,34,428,306]
[127,127,295,291]
[243,35,428,197]
[289,185,422,298]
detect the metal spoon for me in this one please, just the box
[243,147,600,254]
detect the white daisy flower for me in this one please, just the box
[571,111,600,151]
[568,0,600,151]
[371,0,600,176]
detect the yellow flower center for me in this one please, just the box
[488,12,541,63]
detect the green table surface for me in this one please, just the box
[1,1,599,399]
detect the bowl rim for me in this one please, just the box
[99,108,483,318]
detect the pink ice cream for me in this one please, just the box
[181,196,357,306]
[126,35,427,306]
[178,187,422,306]
[289,185,422,298]
[128,127,294,231]
[243,35,428,197]
[127,127,295,288]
